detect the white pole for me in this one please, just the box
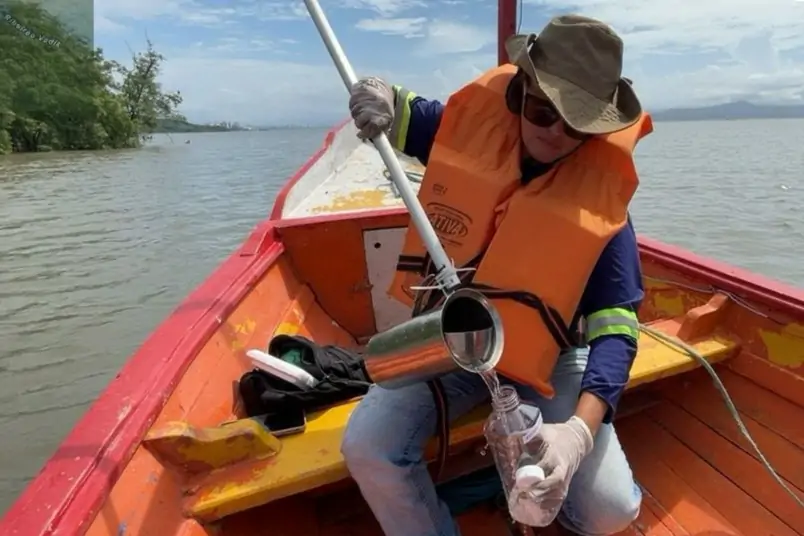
[302,0,462,292]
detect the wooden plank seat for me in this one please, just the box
[143,298,740,523]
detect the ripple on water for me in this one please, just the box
[0,129,330,512]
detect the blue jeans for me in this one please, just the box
[341,348,642,536]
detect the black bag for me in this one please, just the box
[238,334,371,418]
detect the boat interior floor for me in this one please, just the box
[217,366,804,536]
[98,216,803,536]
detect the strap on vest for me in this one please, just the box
[400,252,578,351]
[465,283,578,350]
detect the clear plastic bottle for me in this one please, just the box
[482,385,545,502]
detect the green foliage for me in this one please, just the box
[0,1,183,153]
[110,43,183,134]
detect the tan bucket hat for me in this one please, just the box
[505,14,642,135]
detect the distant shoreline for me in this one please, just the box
[149,118,247,134]
[181,102,804,129]
[153,101,804,132]
[169,115,804,131]
[649,101,804,122]
[652,116,804,123]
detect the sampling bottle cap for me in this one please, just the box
[514,464,545,487]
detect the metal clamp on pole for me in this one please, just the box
[302,0,462,293]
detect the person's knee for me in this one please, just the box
[340,415,377,471]
[595,484,641,534]
[341,384,432,474]
[560,423,641,535]
[561,481,641,535]
[340,394,389,468]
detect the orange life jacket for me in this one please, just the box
[388,64,653,397]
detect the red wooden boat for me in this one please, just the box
[2,2,802,535]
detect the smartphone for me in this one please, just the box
[263,408,307,437]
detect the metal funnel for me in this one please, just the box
[441,288,504,373]
[363,288,504,389]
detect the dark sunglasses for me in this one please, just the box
[522,95,588,141]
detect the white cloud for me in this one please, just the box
[92,0,804,124]
[96,0,309,25]
[95,0,190,21]
[94,15,127,33]
[355,17,495,54]
[355,17,427,37]
[522,0,804,108]
[234,1,309,22]
[376,52,498,99]
[204,37,279,53]
[155,51,497,125]
[420,19,496,54]
[340,0,426,16]
[634,63,804,109]
[156,58,344,125]
[178,8,238,26]
[526,0,804,55]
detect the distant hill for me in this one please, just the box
[151,118,247,133]
[652,101,804,122]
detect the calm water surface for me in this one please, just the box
[1,120,802,513]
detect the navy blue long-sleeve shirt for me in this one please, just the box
[400,95,644,423]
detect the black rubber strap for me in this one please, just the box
[400,254,576,349]
[467,283,577,350]
[427,378,449,483]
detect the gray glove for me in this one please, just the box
[349,77,394,140]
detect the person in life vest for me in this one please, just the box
[341,15,648,536]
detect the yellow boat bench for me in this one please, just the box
[144,315,738,523]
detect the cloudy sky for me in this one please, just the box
[88,0,804,126]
